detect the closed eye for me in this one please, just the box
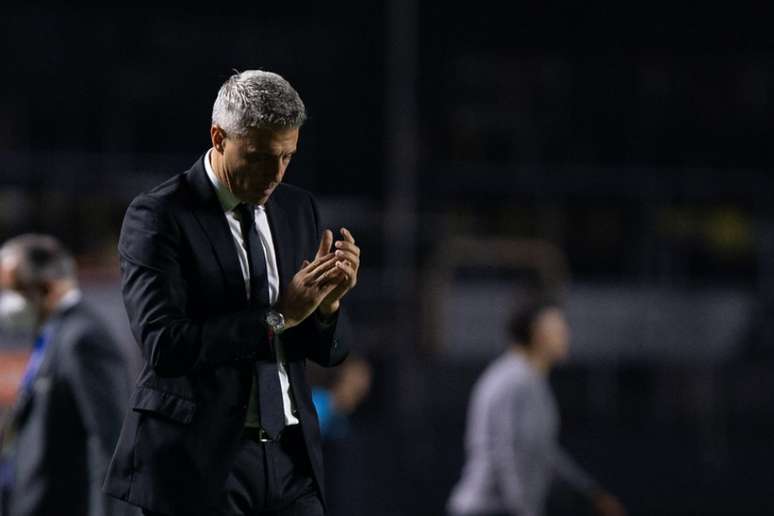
[246,153,271,163]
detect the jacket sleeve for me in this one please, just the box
[279,193,350,367]
[282,308,351,367]
[119,194,273,377]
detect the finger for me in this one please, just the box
[319,280,340,298]
[317,268,347,288]
[335,260,357,284]
[312,265,347,289]
[334,249,360,268]
[301,257,338,286]
[333,240,360,257]
[318,265,350,289]
[301,260,310,268]
[304,254,339,282]
[336,259,356,274]
[339,227,355,244]
[304,259,342,287]
[316,229,333,259]
[301,253,335,273]
[317,259,353,285]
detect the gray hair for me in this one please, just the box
[211,70,307,134]
[0,234,76,287]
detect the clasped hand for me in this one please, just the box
[277,228,360,329]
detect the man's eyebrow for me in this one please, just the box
[246,149,296,158]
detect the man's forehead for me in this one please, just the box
[242,127,299,149]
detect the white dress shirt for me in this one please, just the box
[57,288,82,312]
[204,149,299,427]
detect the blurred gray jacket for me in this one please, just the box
[447,352,597,516]
[0,299,136,516]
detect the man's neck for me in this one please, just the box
[205,148,243,211]
[510,346,552,375]
[41,281,78,321]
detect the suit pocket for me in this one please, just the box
[131,385,196,424]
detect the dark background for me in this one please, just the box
[1,4,773,515]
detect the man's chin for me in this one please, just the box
[241,191,273,206]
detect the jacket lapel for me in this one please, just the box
[185,156,246,304]
[265,197,296,293]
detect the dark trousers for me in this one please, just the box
[144,425,322,516]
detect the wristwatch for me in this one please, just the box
[265,310,286,335]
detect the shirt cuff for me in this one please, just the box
[314,308,339,329]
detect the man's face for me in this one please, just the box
[532,307,571,363]
[0,255,18,292]
[0,254,44,306]
[213,126,299,205]
[0,254,41,332]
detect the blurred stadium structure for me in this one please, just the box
[1,4,773,515]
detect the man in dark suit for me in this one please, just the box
[0,234,133,516]
[103,70,360,516]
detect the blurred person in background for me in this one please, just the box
[307,354,372,516]
[103,70,358,516]
[312,355,372,439]
[447,301,626,516]
[0,234,133,516]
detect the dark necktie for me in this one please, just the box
[235,203,285,438]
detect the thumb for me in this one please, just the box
[316,229,333,259]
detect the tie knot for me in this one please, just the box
[235,203,254,225]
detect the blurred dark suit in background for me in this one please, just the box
[0,234,135,516]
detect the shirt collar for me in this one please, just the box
[204,148,241,213]
[51,288,81,316]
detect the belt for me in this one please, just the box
[241,426,279,443]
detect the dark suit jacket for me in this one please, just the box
[2,300,132,516]
[103,156,350,515]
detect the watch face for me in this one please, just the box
[267,311,284,329]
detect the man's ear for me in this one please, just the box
[211,125,226,153]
